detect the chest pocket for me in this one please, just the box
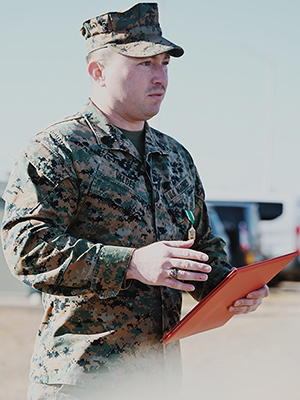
[89,170,151,221]
[163,175,196,233]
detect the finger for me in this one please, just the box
[228,298,262,314]
[171,259,211,273]
[228,305,258,314]
[164,239,195,249]
[232,298,263,308]
[175,269,209,282]
[246,285,269,299]
[171,247,209,262]
[228,307,256,315]
[162,240,209,262]
[166,278,196,292]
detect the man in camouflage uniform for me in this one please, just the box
[2,3,268,399]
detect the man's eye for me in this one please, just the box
[141,61,151,66]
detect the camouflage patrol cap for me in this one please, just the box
[80,2,184,58]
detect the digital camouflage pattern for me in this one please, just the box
[80,3,184,57]
[2,100,231,388]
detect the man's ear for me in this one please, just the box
[88,61,105,84]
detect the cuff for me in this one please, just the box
[91,245,135,299]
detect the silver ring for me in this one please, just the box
[168,268,178,280]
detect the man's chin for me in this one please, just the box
[144,106,161,121]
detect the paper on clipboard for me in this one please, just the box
[161,251,298,345]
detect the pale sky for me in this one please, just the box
[1,0,299,200]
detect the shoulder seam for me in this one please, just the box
[44,115,84,131]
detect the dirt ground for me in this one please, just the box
[1,282,300,400]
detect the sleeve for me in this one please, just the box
[1,135,134,299]
[188,165,232,302]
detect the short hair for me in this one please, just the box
[86,47,114,65]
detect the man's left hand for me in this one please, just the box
[228,284,269,314]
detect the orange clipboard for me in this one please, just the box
[161,251,298,344]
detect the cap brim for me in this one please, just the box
[109,36,184,58]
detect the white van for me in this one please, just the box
[258,194,300,280]
[207,191,300,281]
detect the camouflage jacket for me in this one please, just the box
[1,100,231,387]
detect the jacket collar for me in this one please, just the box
[82,99,169,157]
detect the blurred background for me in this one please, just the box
[0,1,300,399]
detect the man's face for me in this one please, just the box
[100,51,170,125]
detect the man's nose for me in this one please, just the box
[152,65,168,87]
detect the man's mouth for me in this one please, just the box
[148,85,166,98]
[149,93,164,97]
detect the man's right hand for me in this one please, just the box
[126,239,211,291]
